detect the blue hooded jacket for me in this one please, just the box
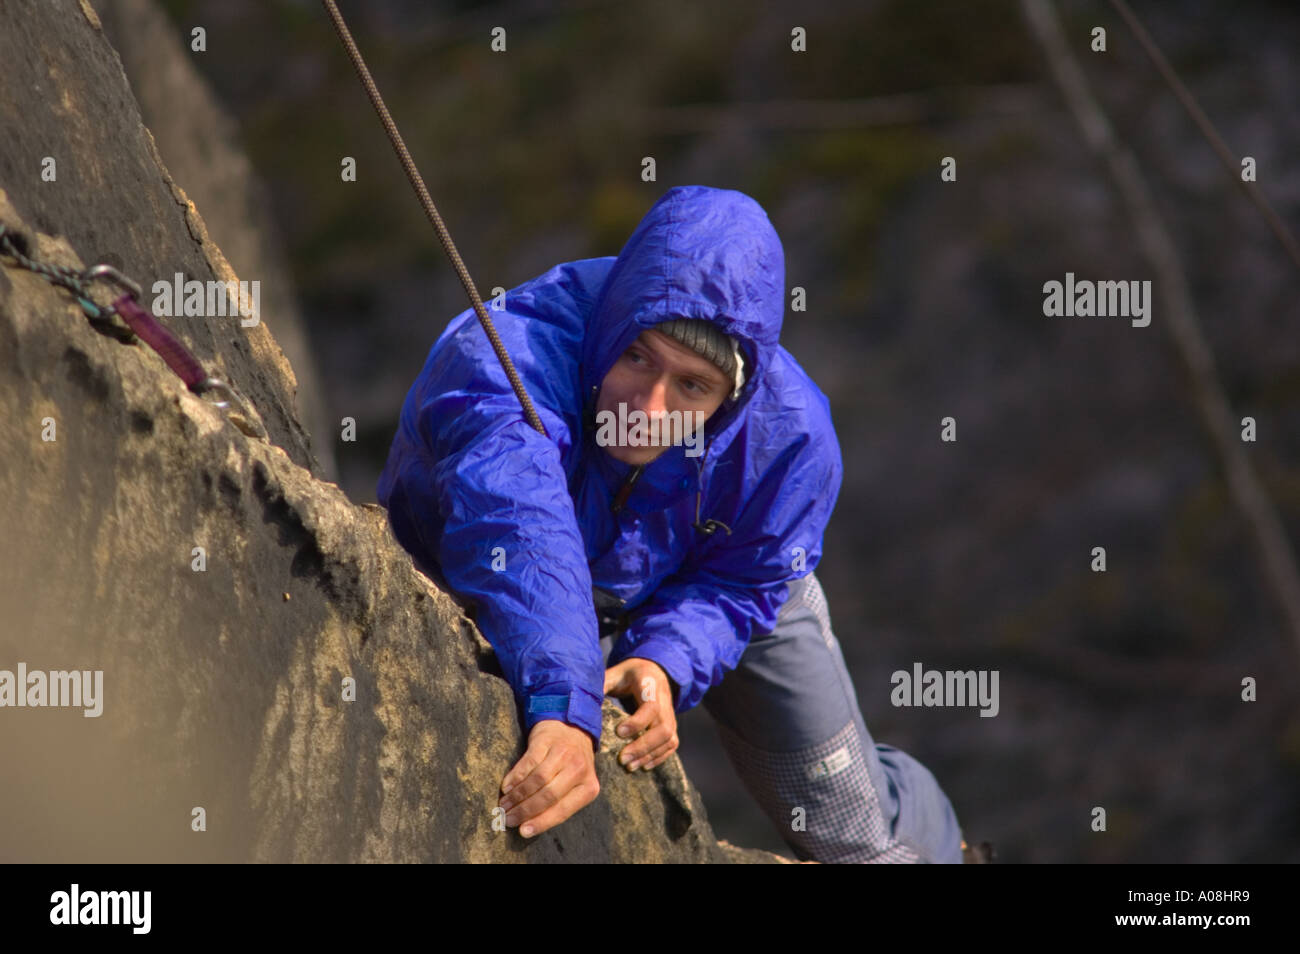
[376,185,843,745]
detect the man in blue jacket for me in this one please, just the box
[377,184,965,862]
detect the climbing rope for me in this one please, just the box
[320,0,548,439]
[0,222,267,440]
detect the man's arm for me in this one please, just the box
[612,566,795,712]
[379,275,609,744]
[420,391,606,742]
[609,427,844,714]
[379,303,606,837]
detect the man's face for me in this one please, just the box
[595,327,732,465]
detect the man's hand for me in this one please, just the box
[498,720,599,838]
[604,657,678,771]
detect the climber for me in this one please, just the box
[377,184,966,862]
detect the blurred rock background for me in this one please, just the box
[98,0,1300,861]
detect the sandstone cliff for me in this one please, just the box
[0,0,781,863]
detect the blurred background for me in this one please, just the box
[96,0,1300,861]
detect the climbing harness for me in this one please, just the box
[321,0,547,439]
[0,222,267,440]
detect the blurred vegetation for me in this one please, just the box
[145,0,1300,862]
[155,0,1039,291]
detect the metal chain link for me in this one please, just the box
[0,223,124,325]
[0,220,267,439]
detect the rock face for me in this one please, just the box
[93,0,339,485]
[0,0,780,863]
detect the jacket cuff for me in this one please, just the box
[522,685,603,747]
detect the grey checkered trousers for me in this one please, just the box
[606,571,965,864]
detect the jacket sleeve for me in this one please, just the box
[608,428,843,713]
[378,274,607,746]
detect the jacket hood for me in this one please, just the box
[377,186,838,733]
[580,185,786,453]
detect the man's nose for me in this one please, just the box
[634,376,670,414]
